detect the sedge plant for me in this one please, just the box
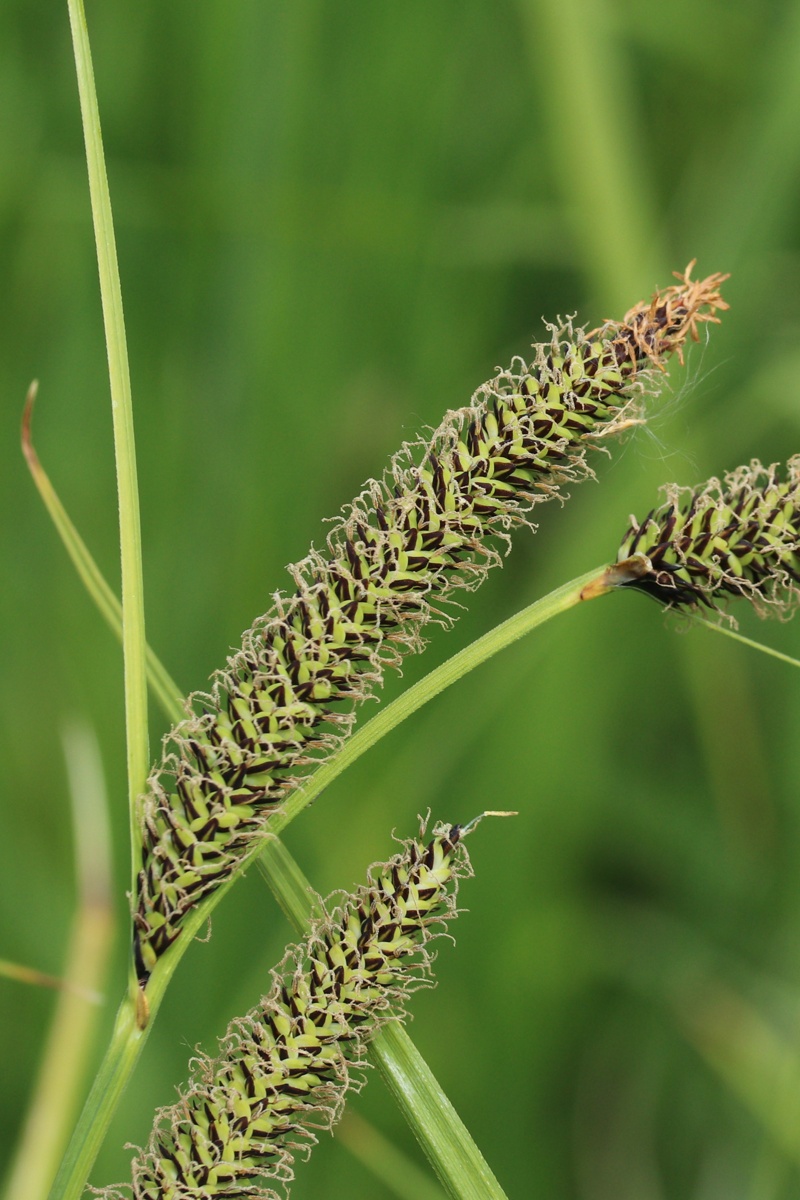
[38,14,731,1197]
[59,257,727,1197]
[27,4,737,1194]
[24,3,800,1199]
[46,431,800,1199]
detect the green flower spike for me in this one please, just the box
[119,820,475,1199]
[615,456,800,615]
[135,266,728,982]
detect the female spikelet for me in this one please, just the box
[118,822,470,1199]
[134,267,728,982]
[615,456,800,615]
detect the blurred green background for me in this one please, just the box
[3,1,800,1196]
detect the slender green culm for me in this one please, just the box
[115,821,473,1199]
[615,456,800,615]
[66,0,150,913]
[134,267,728,983]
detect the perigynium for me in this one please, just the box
[135,266,728,983]
[114,821,472,1199]
[614,456,800,616]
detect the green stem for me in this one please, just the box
[49,5,151,1195]
[370,1023,508,1200]
[66,0,149,903]
[48,997,143,1200]
[269,562,625,834]
[256,843,508,1200]
[696,616,800,670]
[48,850,248,1200]
[257,835,324,929]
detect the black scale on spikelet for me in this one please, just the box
[134,267,728,982]
[115,823,469,1199]
[616,457,800,615]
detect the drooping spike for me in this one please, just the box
[134,267,728,982]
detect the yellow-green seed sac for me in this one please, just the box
[134,267,728,982]
[119,823,470,1199]
[615,457,800,615]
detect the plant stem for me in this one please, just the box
[66,0,149,903]
[371,1022,508,1200]
[696,616,800,670]
[48,996,144,1200]
[269,561,630,834]
[257,835,324,929]
[49,4,150,1195]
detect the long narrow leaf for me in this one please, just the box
[21,385,183,725]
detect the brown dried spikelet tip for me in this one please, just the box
[110,821,471,1200]
[615,457,800,617]
[133,267,728,985]
[597,260,730,370]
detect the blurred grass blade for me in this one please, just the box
[336,1110,447,1200]
[21,382,183,724]
[677,980,800,1169]
[697,617,800,671]
[517,0,662,306]
[66,0,149,907]
[613,0,753,80]
[2,721,114,1200]
[0,959,100,1003]
[21,382,120,650]
[699,2,800,266]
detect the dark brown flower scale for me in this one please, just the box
[616,457,800,614]
[134,266,728,983]
[122,824,469,1199]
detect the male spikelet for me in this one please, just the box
[615,457,800,615]
[115,822,470,1199]
[134,266,728,982]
